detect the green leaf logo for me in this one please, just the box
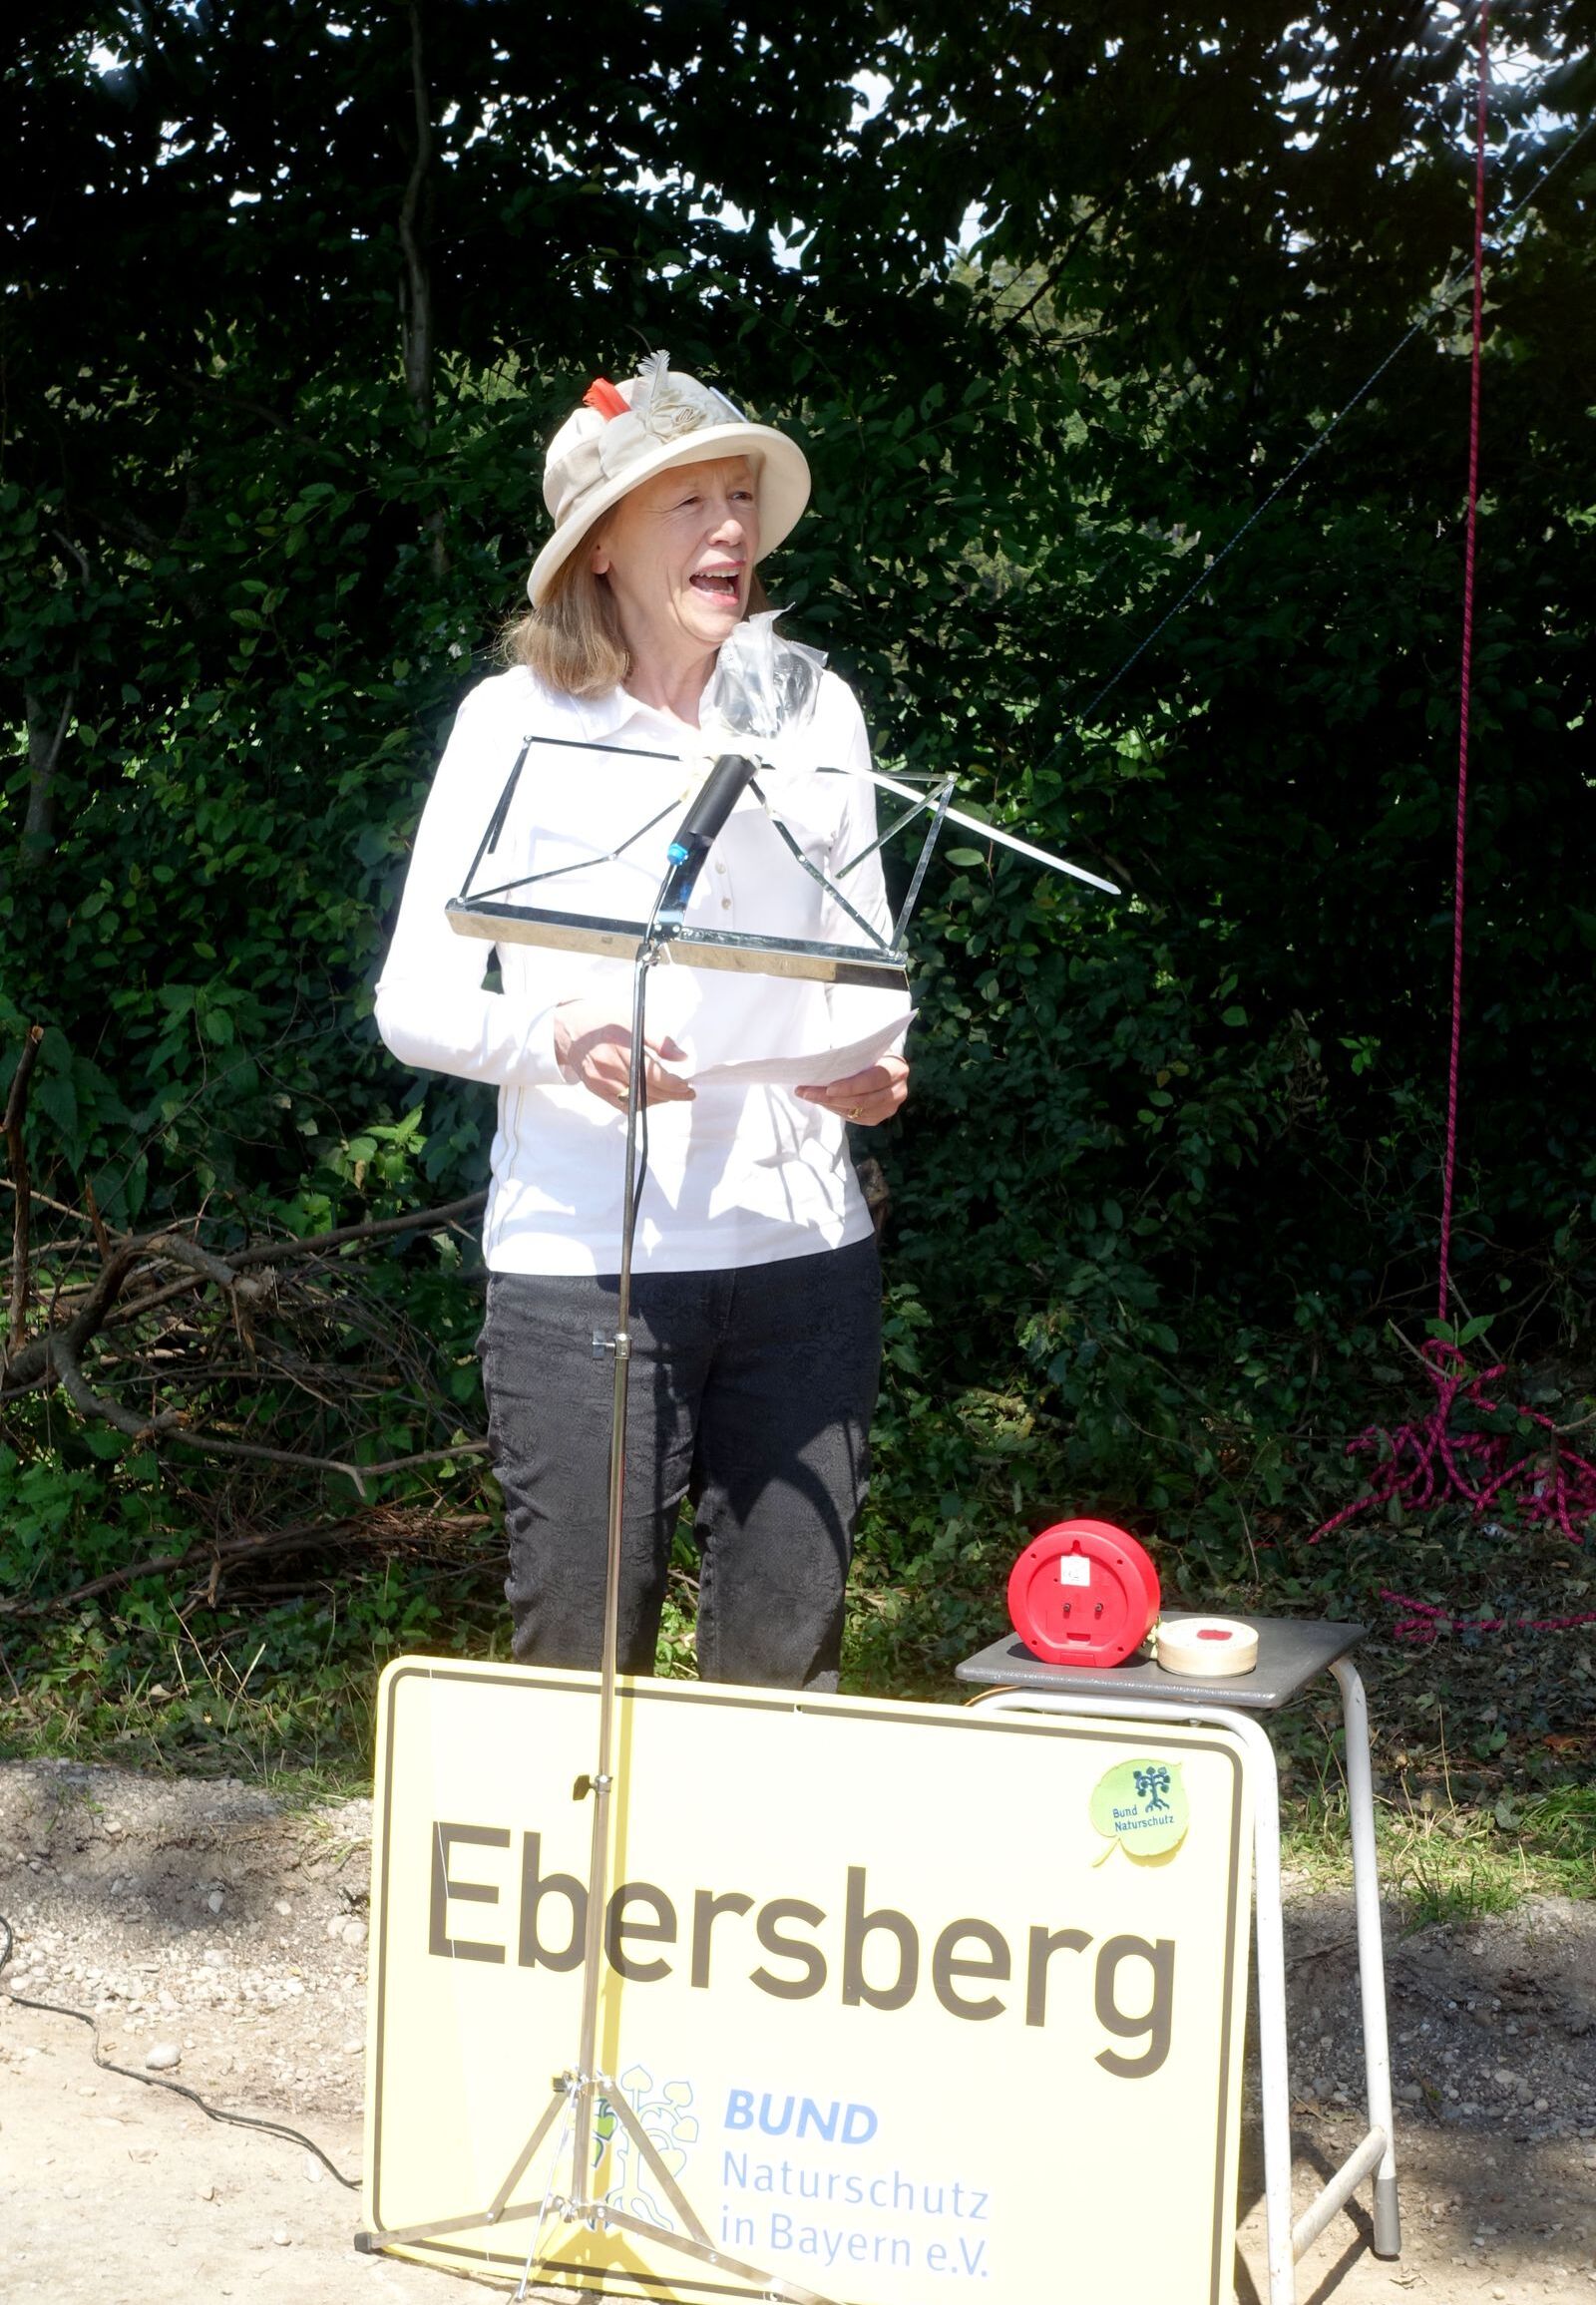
[1089,1759,1189,1864]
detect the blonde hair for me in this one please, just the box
[503,557,771,698]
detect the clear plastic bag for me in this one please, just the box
[700,610,827,742]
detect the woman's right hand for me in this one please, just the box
[554,1001,696,1109]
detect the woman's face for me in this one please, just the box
[591,455,760,668]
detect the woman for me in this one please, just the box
[375,354,908,1691]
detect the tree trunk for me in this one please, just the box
[22,688,72,859]
[397,1,448,579]
[398,0,435,428]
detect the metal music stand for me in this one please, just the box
[440,726,1117,982]
[357,732,1115,2302]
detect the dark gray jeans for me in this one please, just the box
[478,1238,882,1690]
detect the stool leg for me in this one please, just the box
[1253,1733,1297,2305]
[1331,1658,1400,2258]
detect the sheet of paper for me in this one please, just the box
[672,1008,913,1089]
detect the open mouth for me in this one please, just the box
[689,571,742,601]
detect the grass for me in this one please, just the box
[5,1475,1596,1932]
[7,1605,1595,1935]
[1282,1778,1596,1927]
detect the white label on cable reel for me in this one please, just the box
[1155,1617,1261,1678]
[1058,1554,1092,1587]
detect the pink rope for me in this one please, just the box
[1436,1,1491,1327]
[1383,1590,1596,1645]
[1314,1342,1596,1548]
[1314,12,1596,1573]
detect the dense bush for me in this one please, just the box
[3,6,1594,1748]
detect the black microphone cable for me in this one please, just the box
[615,750,755,1305]
[0,1910,359,2188]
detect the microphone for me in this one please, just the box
[656,753,757,918]
[650,617,825,925]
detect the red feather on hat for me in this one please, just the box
[582,377,628,420]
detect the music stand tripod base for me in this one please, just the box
[357,2062,835,2304]
[361,922,842,2305]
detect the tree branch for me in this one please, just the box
[230,1190,487,1268]
[81,1175,113,1263]
[121,1429,490,1491]
[995,195,1116,338]
[1,1191,492,1484]
[0,1508,494,1620]
[84,1190,486,1343]
[0,1193,483,1395]
[49,1327,186,1437]
[0,1176,102,1230]
[3,1226,262,1393]
[4,1025,45,1361]
[22,690,75,857]
[397,0,448,579]
[398,0,435,428]
[44,1324,488,1491]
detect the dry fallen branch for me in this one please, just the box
[3,1225,264,1395]
[0,1176,104,1229]
[44,1327,488,1492]
[0,1507,495,1620]
[98,1192,489,1332]
[1,1188,491,1495]
[231,1192,488,1267]
[49,1326,184,1437]
[4,1023,46,1359]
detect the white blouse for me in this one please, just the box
[374,662,900,1276]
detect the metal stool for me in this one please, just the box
[957,1618,1399,2305]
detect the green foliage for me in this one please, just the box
[3,4,1596,1750]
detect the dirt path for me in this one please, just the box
[2,1758,1592,2302]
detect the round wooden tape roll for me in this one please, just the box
[1155,1616,1260,1678]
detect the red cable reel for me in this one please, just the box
[1006,1518,1161,1669]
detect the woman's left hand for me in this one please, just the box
[795,1056,909,1128]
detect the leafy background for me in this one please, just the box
[3,3,1596,1816]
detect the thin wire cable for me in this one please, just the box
[0,1911,359,2187]
[1068,320,1435,733]
[1436,0,1491,1324]
[624,879,677,1274]
[1058,94,1596,744]
[1492,77,1596,225]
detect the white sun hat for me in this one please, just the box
[527,351,812,608]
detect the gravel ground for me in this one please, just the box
[1,1756,1593,2302]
